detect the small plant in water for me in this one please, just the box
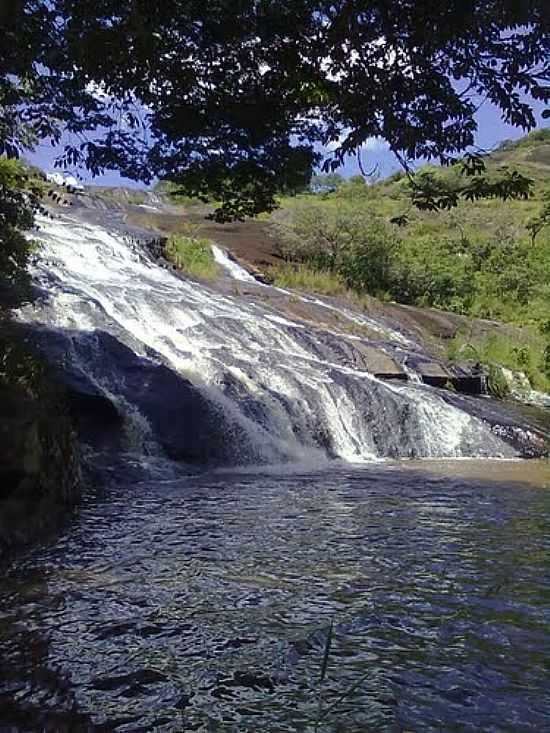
[165,233,220,280]
[313,616,376,732]
[314,617,334,732]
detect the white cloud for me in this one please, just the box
[325,132,388,153]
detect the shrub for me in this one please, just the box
[272,201,398,295]
[334,175,370,200]
[487,364,511,398]
[337,218,397,295]
[392,234,476,312]
[542,343,550,380]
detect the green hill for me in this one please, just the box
[490,128,550,178]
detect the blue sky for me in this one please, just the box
[339,97,550,179]
[28,97,549,188]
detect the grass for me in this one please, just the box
[164,234,220,280]
[269,262,349,296]
[269,262,379,319]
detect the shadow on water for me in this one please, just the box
[0,460,549,732]
[0,571,99,732]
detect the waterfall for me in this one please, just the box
[18,211,521,465]
[211,244,258,283]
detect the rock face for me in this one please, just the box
[25,326,257,465]
[0,379,81,561]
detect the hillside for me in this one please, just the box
[153,129,550,293]
[144,129,550,395]
[263,129,550,392]
[490,128,550,179]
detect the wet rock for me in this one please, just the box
[415,360,452,386]
[22,326,260,465]
[450,362,488,395]
[440,391,549,458]
[0,381,81,562]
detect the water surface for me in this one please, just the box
[1,459,549,732]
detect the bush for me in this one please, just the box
[542,343,550,380]
[334,175,370,200]
[392,234,476,312]
[164,234,220,279]
[0,326,45,394]
[486,364,511,399]
[338,218,397,294]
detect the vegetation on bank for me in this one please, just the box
[0,157,44,311]
[0,327,81,561]
[270,262,348,297]
[267,129,550,392]
[0,156,47,392]
[164,233,220,280]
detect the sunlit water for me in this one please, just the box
[1,459,549,732]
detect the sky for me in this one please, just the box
[27,97,550,189]
[339,97,550,179]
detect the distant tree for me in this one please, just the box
[335,175,371,199]
[273,200,395,285]
[1,1,549,219]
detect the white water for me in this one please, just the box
[501,367,550,408]
[20,213,517,464]
[401,358,424,384]
[211,244,258,283]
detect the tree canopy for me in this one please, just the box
[1,1,549,219]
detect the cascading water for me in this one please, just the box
[19,209,522,465]
[211,244,259,283]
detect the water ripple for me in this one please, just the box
[1,460,549,731]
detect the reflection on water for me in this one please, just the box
[1,459,549,731]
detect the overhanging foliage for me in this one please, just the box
[1,1,549,219]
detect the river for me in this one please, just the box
[1,458,549,731]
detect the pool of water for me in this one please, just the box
[1,458,549,732]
